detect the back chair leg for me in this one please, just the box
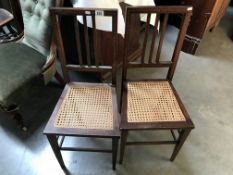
[112,138,119,170]
[119,130,128,164]
[170,128,191,161]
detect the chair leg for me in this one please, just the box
[112,138,119,170]
[119,130,128,164]
[8,108,27,131]
[47,135,66,170]
[170,129,191,161]
[55,71,65,86]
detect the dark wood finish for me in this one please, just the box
[170,128,191,161]
[182,0,230,54]
[47,135,66,169]
[119,6,194,164]
[44,8,120,171]
[112,138,119,170]
[119,130,128,164]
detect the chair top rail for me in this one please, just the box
[50,7,118,16]
[125,6,193,14]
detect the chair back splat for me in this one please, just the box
[122,6,192,82]
[50,8,118,85]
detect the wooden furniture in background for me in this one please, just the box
[0,8,14,41]
[0,8,13,26]
[119,6,194,164]
[44,8,120,171]
[155,0,231,54]
[205,0,231,32]
[0,0,23,41]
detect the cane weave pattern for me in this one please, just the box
[127,81,186,123]
[54,85,113,130]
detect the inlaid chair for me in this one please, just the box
[43,8,120,170]
[119,6,195,163]
[0,0,63,130]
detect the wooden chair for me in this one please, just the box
[119,6,195,164]
[0,0,64,130]
[43,8,120,171]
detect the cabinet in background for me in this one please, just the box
[155,0,231,54]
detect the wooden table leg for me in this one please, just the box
[46,135,66,169]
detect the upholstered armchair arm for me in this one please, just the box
[40,36,59,85]
[42,38,57,72]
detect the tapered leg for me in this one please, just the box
[119,130,128,164]
[170,129,191,161]
[47,135,66,169]
[112,138,119,170]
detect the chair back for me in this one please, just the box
[122,6,192,81]
[50,7,118,85]
[19,0,56,56]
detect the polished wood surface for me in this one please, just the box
[119,6,194,164]
[44,8,120,171]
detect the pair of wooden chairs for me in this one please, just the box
[44,6,194,171]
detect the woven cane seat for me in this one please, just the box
[54,84,114,130]
[127,81,186,123]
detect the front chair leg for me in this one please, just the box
[119,130,128,164]
[112,138,119,170]
[47,135,66,170]
[170,129,191,161]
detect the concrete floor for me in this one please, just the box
[0,7,233,175]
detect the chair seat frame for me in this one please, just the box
[43,7,120,171]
